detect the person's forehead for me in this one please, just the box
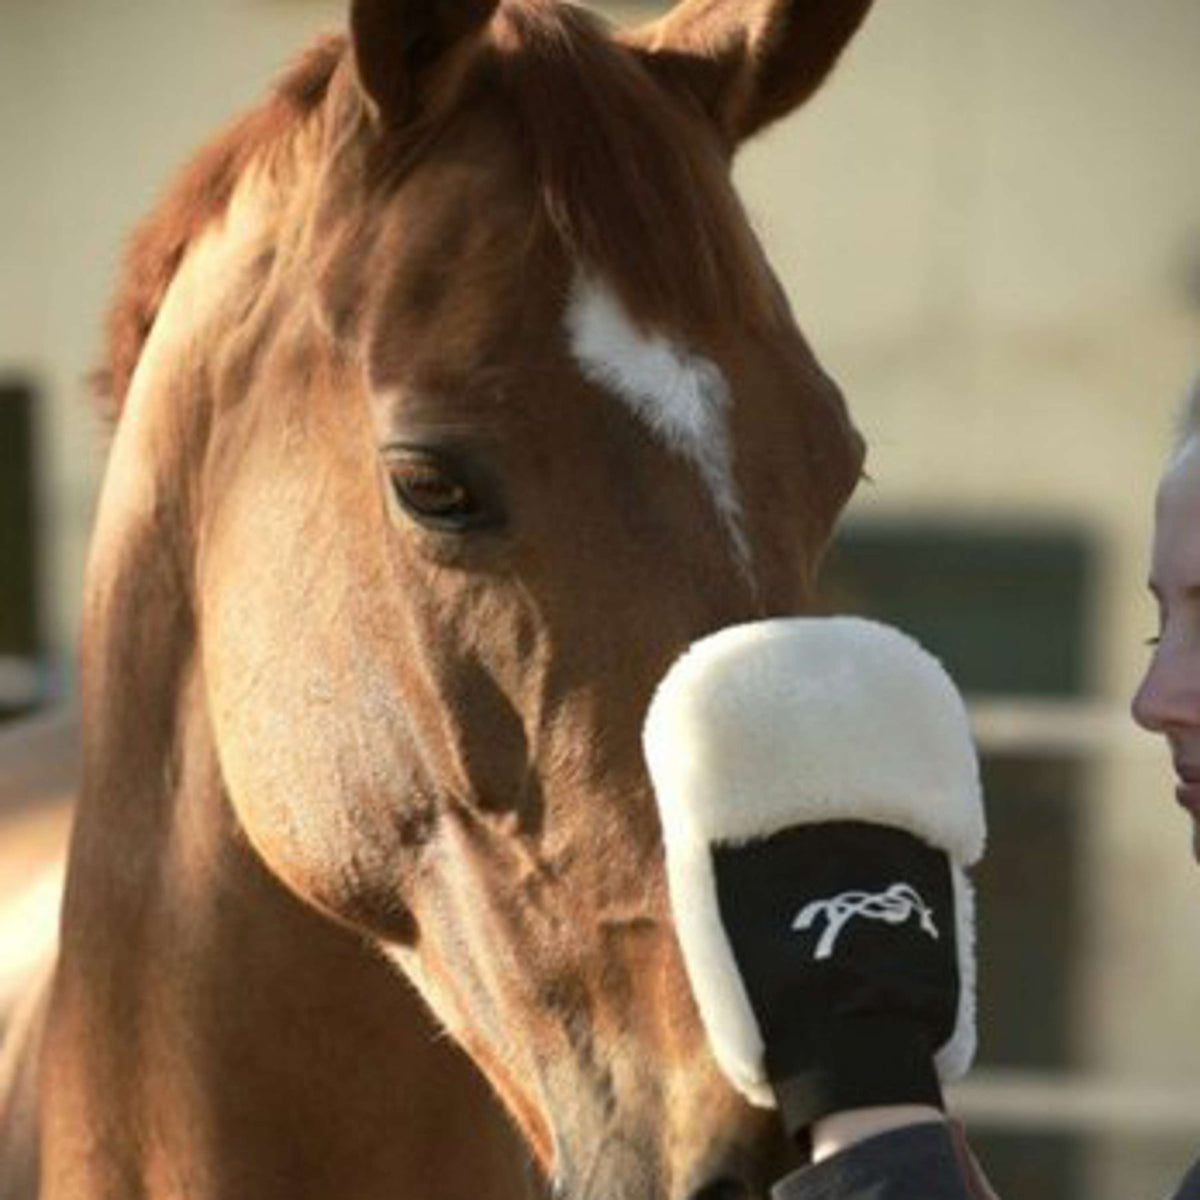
[1154,437,1200,589]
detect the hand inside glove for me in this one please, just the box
[643,617,985,1144]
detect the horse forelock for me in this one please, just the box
[488,1,777,342]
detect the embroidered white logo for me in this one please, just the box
[792,883,939,961]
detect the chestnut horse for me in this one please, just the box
[1,0,871,1196]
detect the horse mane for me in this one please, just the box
[94,35,346,419]
[96,3,776,422]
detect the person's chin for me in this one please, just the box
[1182,791,1200,864]
[1169,780,1200,863]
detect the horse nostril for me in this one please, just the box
[689,1179,755,1200]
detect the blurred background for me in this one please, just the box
[1,0,1198,1195]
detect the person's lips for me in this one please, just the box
[1176,765,1200,815]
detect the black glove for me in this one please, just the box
[643,617,984,1143]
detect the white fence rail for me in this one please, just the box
[0,656,46,711]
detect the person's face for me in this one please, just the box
[1133,434,1200,860]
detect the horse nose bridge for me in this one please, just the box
[623,520,776,657]
[548,1056,787,1200]
[636,609,769,726]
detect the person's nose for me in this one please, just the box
[1132,647,1188,734]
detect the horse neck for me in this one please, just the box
[40,264,536,1200]
[48,686,531,1199]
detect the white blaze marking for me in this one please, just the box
[566,276,751,575]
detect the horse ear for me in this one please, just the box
[626,0,875,148]
[349,0,498,124]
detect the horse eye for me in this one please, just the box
[387,452,488,531]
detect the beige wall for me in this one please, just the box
[3,2,1199,1195]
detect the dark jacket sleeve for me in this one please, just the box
[1174,1159,1200,1199]
[774,1130,1200,1200]
[770,1124,974,1200]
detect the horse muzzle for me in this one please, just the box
[547,1066,792,1200]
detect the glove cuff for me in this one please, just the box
[770,1014,944,1143]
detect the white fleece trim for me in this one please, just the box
[665,835,775,1107]
[644,617,985,862]
[935,864,977,1081]
[644,617,985,1101]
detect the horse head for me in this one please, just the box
[72,2,869,1196]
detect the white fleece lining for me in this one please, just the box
[935,864,977,1081]
[645,618,985,861]
[644,617,986,1103]
[665,834,774,1107]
